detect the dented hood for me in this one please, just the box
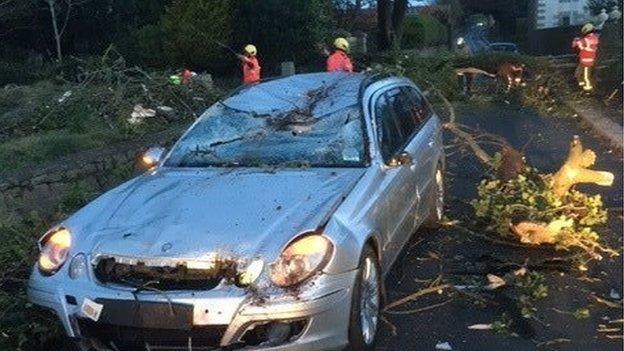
[69,168,365,261]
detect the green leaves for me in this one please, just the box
[471,162,612,261]
[573,307,591,320]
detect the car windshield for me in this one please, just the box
[164,103,366,168]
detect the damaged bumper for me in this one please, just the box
[27,268,357,350]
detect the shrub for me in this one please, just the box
[0,60,58,86]
[162,0,233,72]
[233,0,333,74]
[372,50,459,99]
[0,211,60,350]
[117,24,167,68]
[0,130,122,170]
[401,15,449,49]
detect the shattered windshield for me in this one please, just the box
[165,103,366,168]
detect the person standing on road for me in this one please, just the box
[327,38,353,73]
[571,23,599,92]
[238,44,261,85]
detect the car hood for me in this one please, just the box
[69,168,365,262]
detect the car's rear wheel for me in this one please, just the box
[346,245,381,351]
[424,166,445,228]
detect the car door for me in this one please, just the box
[402,86,439,222]
[371,87,419,267]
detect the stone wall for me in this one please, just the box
[0,128,183,218]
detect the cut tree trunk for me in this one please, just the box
[551,135,614,197]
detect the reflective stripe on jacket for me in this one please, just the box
[242,56,261,84]
[572,33,599,67]
[326,50,353,72]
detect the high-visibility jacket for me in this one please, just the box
[242,56,261,84]
[572,33,599,67]
[327,50,353,72]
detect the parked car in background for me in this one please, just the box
[28,72,445,351]
[488,42,520,53]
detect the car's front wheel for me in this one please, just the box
[346,245,382,351]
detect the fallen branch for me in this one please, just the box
[452,223,529,248]
[380,314,398,336]
[384,284,450,311]
[591,295,623,309]
[385,298,453,315]
[443,122,492,164]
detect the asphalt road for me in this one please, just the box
[376,102,623,351]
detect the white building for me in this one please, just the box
[532,0,591,29]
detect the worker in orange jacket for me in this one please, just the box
[327,38,353,73]
[571,23,599,92]
[238,44,261,85]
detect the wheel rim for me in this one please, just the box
[359,256,380,345]
[435,169,444,221]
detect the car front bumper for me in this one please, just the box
[27,268,357,350]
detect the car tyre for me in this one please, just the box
[346,245,382,351]
[424,166,445,228]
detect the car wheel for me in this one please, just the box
[424,166,445,228]
[346,245,382,351]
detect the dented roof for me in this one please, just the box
[222,72,367,116]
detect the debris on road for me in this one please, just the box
[467,323,493,330]
[128,104,156,125]
[435,341,453,350]
[485,274,506,290]
[610,289,621,300]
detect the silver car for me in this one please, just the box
[28,72,444,351]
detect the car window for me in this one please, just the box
[387,88,417,138]
[375,93,404,162]
[402,87,431,126]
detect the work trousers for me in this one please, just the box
[575,64,594,91]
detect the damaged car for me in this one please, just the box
[28,72,445,351]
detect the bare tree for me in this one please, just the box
[44,0,91,62]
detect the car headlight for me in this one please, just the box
[269,234,333,287]
[38,228,71,275]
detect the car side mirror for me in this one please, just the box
[388,151,412,167]
[140,146,166,169]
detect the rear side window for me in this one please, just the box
[374,86,432,163]
[401,87,431,126]
[375,93,404,162]
[387,88,417,138]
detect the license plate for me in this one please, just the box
[95,298,193,330]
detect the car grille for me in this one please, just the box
[78,319,227,351]
[93,256,238,291]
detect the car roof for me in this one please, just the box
[222,72,369,116]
